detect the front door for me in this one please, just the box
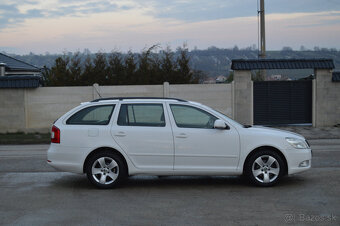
[168,104,240,172]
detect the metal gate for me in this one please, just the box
[253,80,312,125]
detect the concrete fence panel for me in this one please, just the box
[0,89,26,133]
[99,84,164,98]
[25,87,93,131]
[169,84,233,117]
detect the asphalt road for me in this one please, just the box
[0,140,339,226]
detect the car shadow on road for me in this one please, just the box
[50,173,309,190]
[125,175,309,189]
[126,175,247,188]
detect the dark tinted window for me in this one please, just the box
[170,104,217,129]
[67,105,115,125]
[117,104,165,127]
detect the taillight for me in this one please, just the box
[51,125,60,143]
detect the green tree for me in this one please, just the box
[92,52,108,85]
[161,46,176,83]
[81,54,94,85]
[68,52,82,86]
[108,51,125,85]
[150,54,162,84]
[137,45,160,84]
[176,45,193,84]
[49,55,70,86]
[42,44,202,86]
[124,51,137,85]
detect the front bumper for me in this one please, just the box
[286,148,312,175]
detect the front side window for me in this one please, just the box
[117,104,165,127]
[66,105,115,125]
[170,104,217,129]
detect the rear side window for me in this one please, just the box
[117,104,165,127]
[66,105,115,125]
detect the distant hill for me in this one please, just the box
[4,47,340,80]
[188,47,340,78]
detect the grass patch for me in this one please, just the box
[0,132,51,144]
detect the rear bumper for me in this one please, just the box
[47,144,85,174]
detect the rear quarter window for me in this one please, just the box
[66,105,115,125]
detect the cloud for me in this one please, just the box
[0,0,131,29]
[0,0,340,54]
[136,0,340,22]
[1,0,340,29]
[0,4,44,29]
[138,0,256,21]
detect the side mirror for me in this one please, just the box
[214,119,229,130]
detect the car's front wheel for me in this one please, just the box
[245,150,285,187]
[85,151,126,189]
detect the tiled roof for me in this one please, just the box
[0,53,41,72]
[333,72,340,82]
[0,75,41,88]
[231,59,335,70]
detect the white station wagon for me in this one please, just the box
[47,97,312,188]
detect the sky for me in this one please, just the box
[0,0,340,54]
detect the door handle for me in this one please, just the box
[114,131,126,137]
[176,133,188,138]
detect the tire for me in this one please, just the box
[85,151,127,189]
[244,150,285,187]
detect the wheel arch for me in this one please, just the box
[243,146,288,175]
[83,147,129,174]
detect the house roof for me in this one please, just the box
[0,75,41,88]
[0,53,41,72]
[333,72,340,82]
[231,59,335,70]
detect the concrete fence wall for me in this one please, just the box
[0,83,233,133]
[1,70,339,133]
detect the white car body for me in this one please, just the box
[47,98,312,187]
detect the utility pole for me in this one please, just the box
[259,0,266,58]
[258,0,266,80]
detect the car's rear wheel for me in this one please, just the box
[85,151,126,189]
[245,150,285,187]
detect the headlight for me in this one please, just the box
[285,137,309,149]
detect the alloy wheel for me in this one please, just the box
[252,155,280,183]
[91,157,119,185]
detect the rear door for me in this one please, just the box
[111,102,174,171]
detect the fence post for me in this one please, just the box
[233,70,253,125]
[93,83,101,100]
[314,69,339,127]
[163,82,170,98]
